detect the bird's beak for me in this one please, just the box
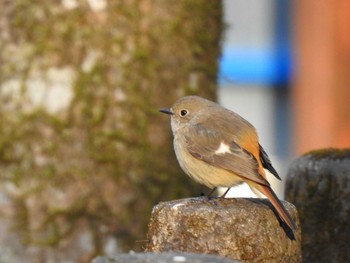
[159,108,174,115]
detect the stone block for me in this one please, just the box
[286,149,350,262]
[146,197,301,262]
[91,252,239,263]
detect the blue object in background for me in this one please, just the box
[219,0,292,87]
[219,44,291,86]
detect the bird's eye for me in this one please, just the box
[180,109,188,117]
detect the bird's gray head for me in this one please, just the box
[160,96,216,133]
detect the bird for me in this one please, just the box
[160,95,297,231]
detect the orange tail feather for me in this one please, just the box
[254,184,298,231]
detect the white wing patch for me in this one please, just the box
[215,142,231,155]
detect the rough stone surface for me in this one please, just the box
[146,197,301,262]
[91,252,239,263]
[286,148,350,263]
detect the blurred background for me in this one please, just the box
[220,0,350,197]
[0,0,349,262]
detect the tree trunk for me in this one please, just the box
[0,0,223,262]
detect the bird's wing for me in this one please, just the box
[185,123,270,187]
[259,144,281,180]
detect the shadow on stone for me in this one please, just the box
[247,198,296,241]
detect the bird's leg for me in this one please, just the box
[220,187,231,198]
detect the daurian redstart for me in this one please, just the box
[160,96,297,231]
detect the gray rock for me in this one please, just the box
[91,252,239,263]
[286,148,350,262]
[146,197,301,262]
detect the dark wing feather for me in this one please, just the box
[185,123,270,187]
[259,144,281,180]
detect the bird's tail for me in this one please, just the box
[254,184,298,231]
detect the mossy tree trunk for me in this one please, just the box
[0,0,222,262]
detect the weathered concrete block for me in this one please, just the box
[286,149,350,263]
[146,197,301,262]
[91,252,239,263]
